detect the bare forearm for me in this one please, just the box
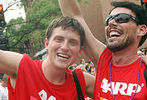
[0,50,23,75]
[58,0,82,17]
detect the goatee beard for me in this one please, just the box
[106,37,134,52]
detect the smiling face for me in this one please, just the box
[105,7,139,52]
[45,27,81,70]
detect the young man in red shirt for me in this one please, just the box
[0,16,95,100]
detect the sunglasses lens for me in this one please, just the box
[115,14,130,23]
[105,16,113,26]
[105,13,135,26]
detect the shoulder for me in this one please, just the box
[74,68,83,74]
[83,72,95,98]
[70,68,84,80]
[20,54,41,65]
[142,55,147,65]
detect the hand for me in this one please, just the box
[142,55,147,65]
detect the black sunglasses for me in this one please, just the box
[104,13,138,26]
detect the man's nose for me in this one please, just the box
[108,18,117,26]
[61,41,69,51]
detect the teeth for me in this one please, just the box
[110,32,120,37]
[58,54,69,59]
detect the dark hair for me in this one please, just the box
[85,64,90,72]
[110,1,147,47]
[45,16,85,46]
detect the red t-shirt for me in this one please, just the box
[94,48,147,100]
[7,54,86,100]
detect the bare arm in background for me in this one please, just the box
[83,72,95,98]
[58,0,106,66]
[142,55,147,65]
[0,50,23,88]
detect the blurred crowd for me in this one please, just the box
[69,59,96,76]
[137,47,147,56]
[68,59,96,100]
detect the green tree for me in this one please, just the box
[2,0,89,58]
[3,0,61,57]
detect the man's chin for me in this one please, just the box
[107,43,130,52]
[107,45,121,52]
[106,42,124,52]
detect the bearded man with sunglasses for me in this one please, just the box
[59,0,147,100]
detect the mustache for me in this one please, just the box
[106,26,123,34]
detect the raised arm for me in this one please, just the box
[0,50,23,87]
[58,0,106,65]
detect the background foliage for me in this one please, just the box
[2,0,89,57]
[3,0,61,55]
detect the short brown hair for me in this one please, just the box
[45,16,85,46]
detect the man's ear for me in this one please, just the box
[44,38,49,50]
[137,24,147,37]
[78,46,84,57]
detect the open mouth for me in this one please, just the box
[106,30,123,43]
[109,31,121,38]
[107,28,123,39]
[57,53,70,59]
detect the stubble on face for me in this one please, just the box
[105,25,135,52]
[106,36,134,52]
[105,23,136,52]
[105,8,138,52]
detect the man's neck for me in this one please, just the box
[42,59,67,85]
[112,48,139,66]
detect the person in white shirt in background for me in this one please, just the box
[0,74,8,100]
